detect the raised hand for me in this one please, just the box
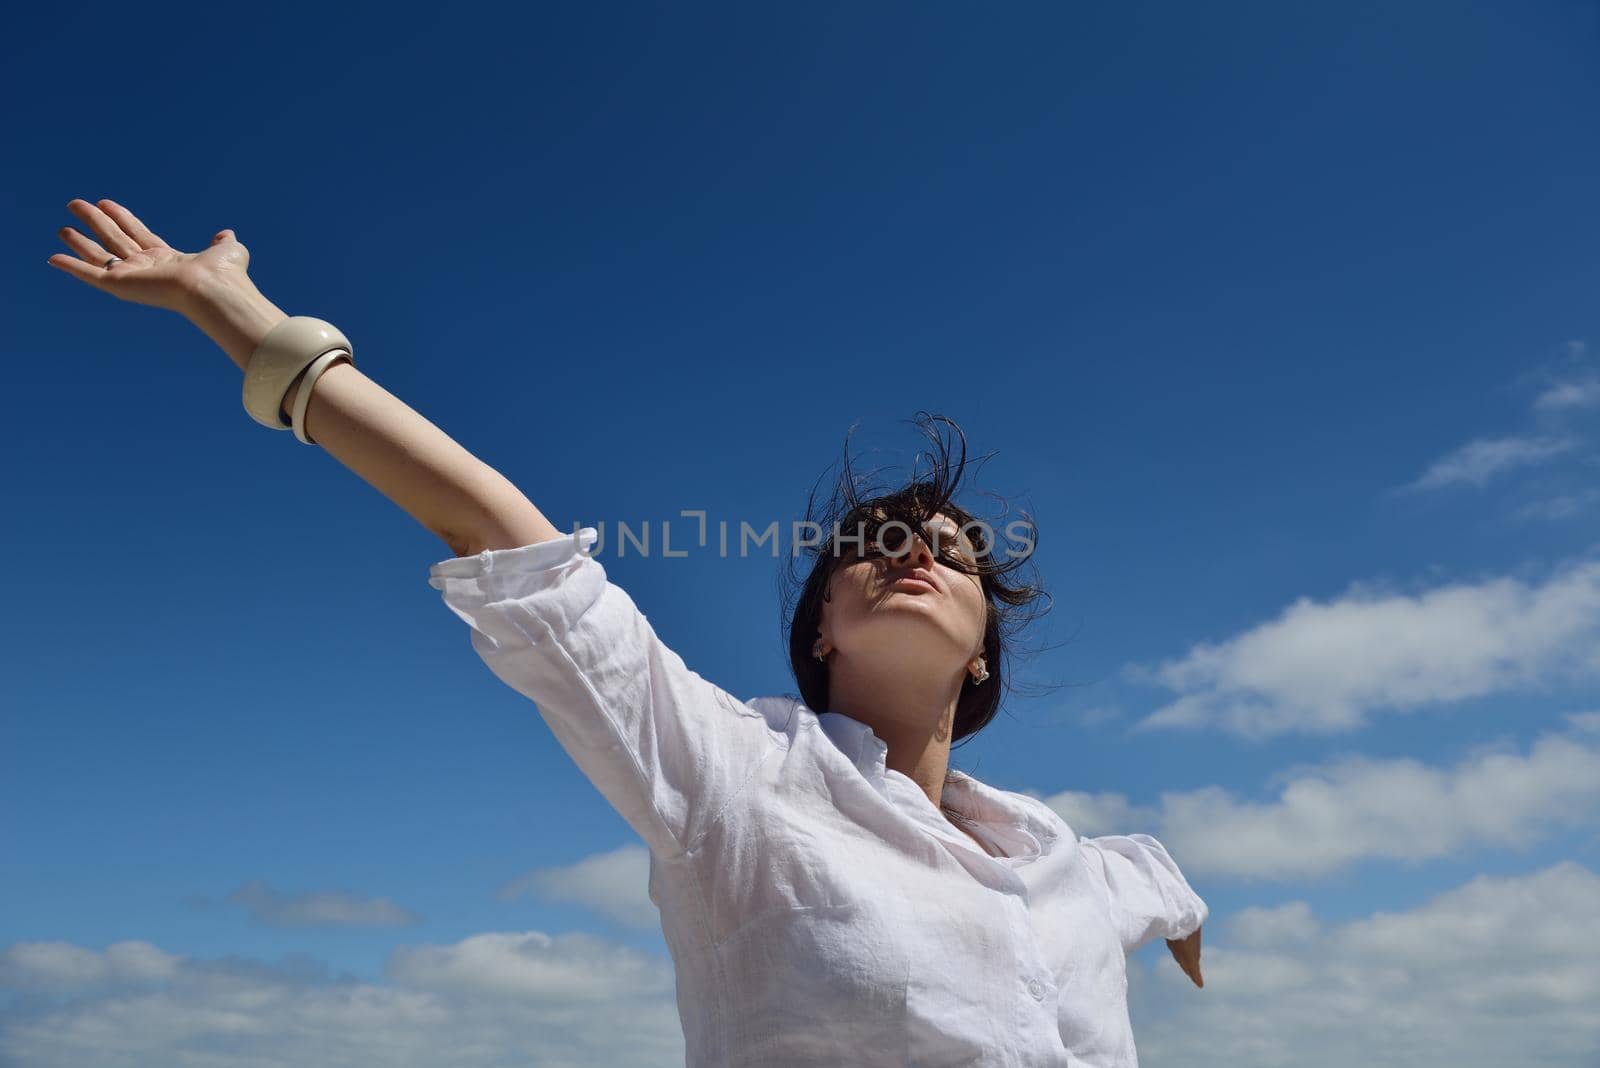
[1166,925,1203,988]
[47,197,250,315]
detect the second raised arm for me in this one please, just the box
[186,269,565,558]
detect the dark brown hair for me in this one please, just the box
[778,413,1060,826]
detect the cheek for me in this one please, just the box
[822,566,873,619]
[958,583,988,633]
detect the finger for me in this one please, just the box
[46,252,115,291]
[58,225,113,265]
[66,198,140,257]
[97,198,170,249]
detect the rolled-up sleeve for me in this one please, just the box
[1077,833,1208,954]
[427,526,786,859]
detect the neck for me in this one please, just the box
[824,650,966,814]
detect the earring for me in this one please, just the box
[969,659,989,684]
[812,639,829,663]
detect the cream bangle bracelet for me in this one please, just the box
[289,348,351,445]
[241,316,356,444]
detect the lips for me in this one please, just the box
[886,567,940,593]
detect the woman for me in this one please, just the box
[48,198,1207,1067]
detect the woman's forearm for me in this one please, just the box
[185,274,563,556]
[185,271,291,373]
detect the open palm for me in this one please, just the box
[47,197,249,314]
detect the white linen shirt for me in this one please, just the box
[428,526,1207,1067]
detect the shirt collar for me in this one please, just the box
[816,709,887,773]
[810,703,1062,863]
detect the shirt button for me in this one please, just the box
[1027,978,1045,1001]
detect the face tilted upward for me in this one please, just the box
[816,510,988,691]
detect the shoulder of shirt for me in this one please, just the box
[949,768,1076,841]
[1015,790,1073,839]
[743,694,808,734]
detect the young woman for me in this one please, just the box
[48,197,1207,1067]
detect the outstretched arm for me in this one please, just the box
[50,196,790,859]
[1077,832,1208,988]
[47,196,555,557]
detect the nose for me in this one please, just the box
[894,528,937,568]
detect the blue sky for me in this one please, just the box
[5,2,1599,1064]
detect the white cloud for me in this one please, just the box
[496,845,659,930]
[1523,343,1600,418]
[1397,434,1581,493]
[389,930,673,1002]
[1219,899,1319,949]
[1568,709,1600,733]
[1510,487,1600,522]
[1533,378,1600,412]
[1037,718,1600,880]
[217,879,422,929]
[1390,341,1598,520]
[6,872,1597,1068]
[0,940,180,992]
[0,929,682,1068]
[1126,862,1600,1067]
[1126,557,1600,738]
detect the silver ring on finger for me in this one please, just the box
[104,256,121,269]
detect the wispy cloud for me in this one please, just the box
[0,929,682,1068]
[1393,338,1597,511]
[1396,434,1581,493]
[1533,377,1600,412]
[496,845,658,930]
[1034,712,1600,880]
[1530,340,1600,413]
[1510,486,1600,522]
[1126,861,1600,1067]
[206,879,423,929]
[1125,556,1600,738]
